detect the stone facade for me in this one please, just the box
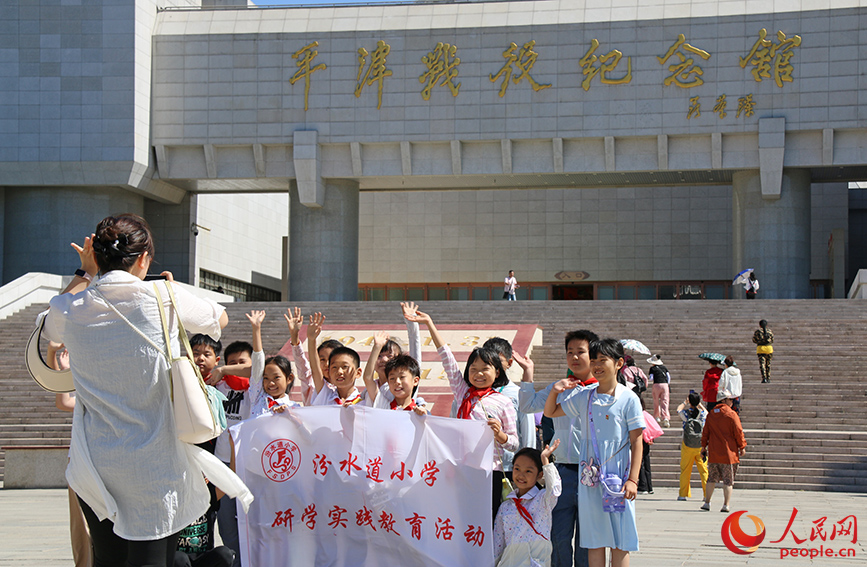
[0,0,863,298]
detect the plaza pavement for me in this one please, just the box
[0,485,863,566]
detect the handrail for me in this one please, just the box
[0,272,235,321]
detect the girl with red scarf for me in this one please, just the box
[406,309,519,520]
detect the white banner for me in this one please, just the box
[231,406,494,567]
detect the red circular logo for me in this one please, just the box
[721,511,766,555]
[261,439,301,482]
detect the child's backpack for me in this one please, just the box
[683,408,703,448]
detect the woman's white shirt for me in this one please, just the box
[43,271,226,540]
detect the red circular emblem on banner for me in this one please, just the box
[261,439,301,482]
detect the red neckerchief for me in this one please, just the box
[267,397,280,409]
[513,497,548,540]
[390,398,417,411]
[336,394,362,406]
[457,387,495,420]
[222,375,250,391]
[566,369,598,387]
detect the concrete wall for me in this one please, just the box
[2,186,144,284]
[195,192,288,288]
[358,185,734,284]
[358,183,846,286]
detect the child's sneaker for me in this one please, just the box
[700,502,710,511]
[677,496,687,501]
[721,505,730,513]
[662,419,670,427]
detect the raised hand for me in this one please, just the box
[284,307,304,344]
[308,312,325,340]
[70,233,98,277]
[403,309,432,326]
[540,439,560,465]
[373,330,389,350]
[400,301,419,320]
[246,310,266,329]
[512,351,534,371]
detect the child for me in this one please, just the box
[493,440,561,567]
[283,307,315,405]
[174,482,235,567]
[211,311,297,416]
[406,309,518,520]
[515,329,599,567]
[638,396,663,495]
[191,334,222,385]
[305,311,343,389]
[359,302,425,405]
[307,312,364,405]
[210,339,252,567]
[363,333,429,415]
[676,392,708,501]
[483,337,537,469]
[49,342,92,567]
[545,338,644,567]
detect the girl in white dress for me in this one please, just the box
[493,440,562,567]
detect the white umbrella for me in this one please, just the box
[620,339,651,356]
[732,268,754,286]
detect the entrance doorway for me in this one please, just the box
[553,284,594,300]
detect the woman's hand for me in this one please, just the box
[161,271,174,282]
[284,307,303,345]
[71,233,98,277]
[540,439,560,465]
[404,309,432,327]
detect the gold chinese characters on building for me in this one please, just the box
[280,28,800,112]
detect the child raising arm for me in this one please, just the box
[406,308,518,520]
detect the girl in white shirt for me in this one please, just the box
[493,440,561,566]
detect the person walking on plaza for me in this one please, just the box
[702,359,722,411]
[646,354,670,427]
[718,356,742,413]
[753,320,774,383]
[700,390,746,513]
[743,272,759,299]
[503,270,519,300]
[676,392,708,501]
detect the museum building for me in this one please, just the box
[2,0,866,301]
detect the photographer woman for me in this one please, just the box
[42,214,229,567]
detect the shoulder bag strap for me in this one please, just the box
[163,281,196,361]
[92,286,166,357]
[152,283,175,360]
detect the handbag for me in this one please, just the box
[154,282,227,443]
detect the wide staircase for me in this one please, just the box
[1,299,865,492]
